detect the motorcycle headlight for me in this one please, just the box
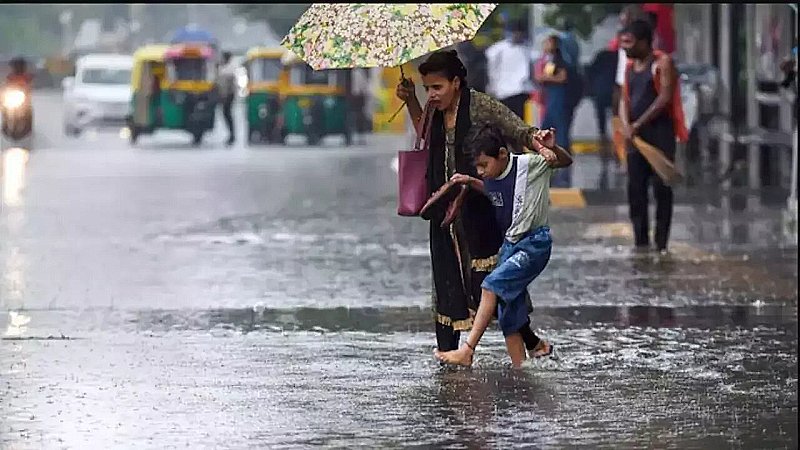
[2,89,26,109]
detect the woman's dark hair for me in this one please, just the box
[622,19,653,46]
[546,34,563,58]
[418,49,468,86]
[467,124,506,158]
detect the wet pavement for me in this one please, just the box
[0,92,797,448]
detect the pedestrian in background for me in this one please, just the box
[558,19,584,172]
[587,49,619,151]
[610,5,649,166]
[535,35,572,187]
[217,51,238,147]
[485,20,532,119]
[350,68,371,145]
[457,40,488,93]
[619,19,688,253]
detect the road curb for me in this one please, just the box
[550,188,587,208]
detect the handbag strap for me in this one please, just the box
[413,103,435,152]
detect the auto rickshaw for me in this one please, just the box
[127,43,217,146]
[281,52,351,146]
[244,47,288,144]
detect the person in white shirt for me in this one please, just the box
[350,68,371,144]
[485,20,532,119]
[217,51,238,146]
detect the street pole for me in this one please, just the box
[745,4,761,212]
[59,9,74,57]
[717,4,733,240]
[784,4,798,244]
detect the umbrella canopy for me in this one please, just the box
[281,3,497,70]
[170,27,217,45]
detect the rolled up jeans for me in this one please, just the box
[481,226,552,336]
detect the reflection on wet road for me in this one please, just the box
[1,306,796,448]
[0,92,796,447]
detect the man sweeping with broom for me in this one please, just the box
[618,19,688,254]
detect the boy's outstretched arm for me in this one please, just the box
[532,128,573,168]
[548,144,573,168]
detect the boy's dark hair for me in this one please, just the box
[467,124,506,158]
[622,19,653,46]
[418,49,468,86]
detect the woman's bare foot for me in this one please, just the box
[434,344,474,367]
[530,340,554,358]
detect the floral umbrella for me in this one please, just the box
[281,3,497,71]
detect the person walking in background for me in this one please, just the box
[558,19,583,168]
[485,20,532,119]
[587,49,619,156]
[350,68,371,145]
[610,5,648,167]
[619,19,688,254]
[217,51,238,146]
[535,35,572,188]
[457,40,488,93]
[530,56,548,128]
[558,19,581,70]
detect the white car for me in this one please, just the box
[62,54,133,136]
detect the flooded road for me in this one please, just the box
[0,92,797,448]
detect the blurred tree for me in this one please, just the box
[0,5,61,56]
[542,4,624,39]
[228,4,310,38]
[0,5,124,56]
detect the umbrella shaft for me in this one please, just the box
[387,101,407,123]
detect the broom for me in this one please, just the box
[611,118,683,186]
[631,136,683,186]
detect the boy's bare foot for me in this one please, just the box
[531,339,554,358]
[434,344,474,367]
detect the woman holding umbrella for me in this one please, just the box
[282,3,557,362]
[396,50,555,360]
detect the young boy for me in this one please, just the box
[434,125,573,367]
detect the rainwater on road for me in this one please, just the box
[0,92,796,448]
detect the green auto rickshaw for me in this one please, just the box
[281,52,351,146]
[244,47,287,144]
[128,43,218,146]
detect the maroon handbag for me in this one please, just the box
[397,105,434,216]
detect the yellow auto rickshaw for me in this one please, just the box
[281,52,351,146]
[128,43,218,146]
[244,47,288,144]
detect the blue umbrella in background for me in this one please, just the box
[170,27,217,46]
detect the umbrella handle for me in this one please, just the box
[391,65,411,123]
[399,65,412,88]
[387,101,407,123]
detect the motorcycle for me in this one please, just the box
[0,83,33,151]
